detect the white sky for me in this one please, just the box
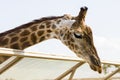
[0,0,120,61]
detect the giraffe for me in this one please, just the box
[0,7,101,73]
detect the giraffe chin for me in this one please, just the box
[90,64,102,73]
[77,51,102,73]
[88,55,102,73]
[76,53,102,73]
[83,57,102,73]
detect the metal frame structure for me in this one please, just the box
[0,48,120,80]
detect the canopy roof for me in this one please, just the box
[0,48,120,80]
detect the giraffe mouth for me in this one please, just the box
[82,54,102,73]
[89,55,102,73]
[77,47,102,73]
[86,46,102,73]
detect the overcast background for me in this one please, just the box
[0,0,120,79]
[0,0,120,61]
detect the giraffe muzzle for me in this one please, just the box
[86,47,102,73]
[78,46,102,73]
[89,55,102,73]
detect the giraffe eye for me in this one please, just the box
[74,32,82,39]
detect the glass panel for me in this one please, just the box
[0,57,120,80]
[0,58,77,80]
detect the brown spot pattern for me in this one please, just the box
[39,36,45,42]
[55,30,59,34]
[75,45,79,49]
[0,38,9,46]
[39,24,45,29]
[20,37,28,42]
[10,43,20,49]
[47,30,52,33]
[10,36,18,43]
[31,33,37,44]
[14,29,21,33]
[46,21,51,27]
[9,33,16,37]
[30,25,38,31]
[20,30,30,36]
[0,15,64,37]
[52,24,56,29]
[70,38,75,42]
[57,19,61,24]
[46,34,50,38]
[66,34,70,39]
[22,42,31,49]
[46,21,51,24]
[60,30,63,36]
[37,30,44,36]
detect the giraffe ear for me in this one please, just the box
[71,6,88,29]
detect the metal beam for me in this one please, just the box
[69,66,78,80]
[104,67,120,80]
[0,48,120,79]
[55,62,84,80]
[0,56,22,74]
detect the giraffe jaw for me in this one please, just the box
[89,55,102,73]
[76,48,102,73]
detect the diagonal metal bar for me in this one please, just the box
[104,67,120,80]
[0,48,120,79]
[55,62,84,80]
[69,68,76,80]
[0,56,22,74]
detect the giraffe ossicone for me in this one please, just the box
[0,6,102,73]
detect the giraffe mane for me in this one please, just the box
[0,16,64,37]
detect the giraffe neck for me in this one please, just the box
[0,15,74,50]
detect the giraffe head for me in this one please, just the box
[62,7,102,73]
